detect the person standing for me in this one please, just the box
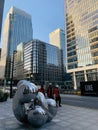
[47,83,54,99]
[53,85,62,107]
[38,84,46,96]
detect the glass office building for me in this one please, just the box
[16,42,24,80]
[24,39,63,85]
[0,6,33,80]
[65,0,98,89]
[49,28,66,71]
[0,0,5,42]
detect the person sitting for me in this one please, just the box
[53,85,62,107]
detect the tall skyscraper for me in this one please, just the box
[0,6,33,80]
[0,0,5,42]
[49,28,66,70]
[65,0,98,89]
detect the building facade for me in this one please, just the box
[0,6,33,80]
[23,39,63,85]
[49,28,66,69]
[0,0,5,42]
[65,0,98,89]
[16,42,24,80]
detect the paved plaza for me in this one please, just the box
[0,98,98,130]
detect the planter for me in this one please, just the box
[0,90,9,102]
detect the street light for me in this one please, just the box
[10,50,17,98]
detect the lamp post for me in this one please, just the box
[7,13,15,98]
[10,50,16,98]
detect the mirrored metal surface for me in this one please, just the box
[13,80,57,127]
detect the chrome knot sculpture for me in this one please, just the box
[13,80,57,127]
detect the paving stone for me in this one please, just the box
[0,98,98,130]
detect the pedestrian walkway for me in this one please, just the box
[0,98,98,130]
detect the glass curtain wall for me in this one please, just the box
[24,40,63,85]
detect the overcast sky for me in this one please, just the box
[1,0,65,47]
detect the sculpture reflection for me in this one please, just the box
[13,80,57,127]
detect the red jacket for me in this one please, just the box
[38,88,45,96]
[53,87,60,98]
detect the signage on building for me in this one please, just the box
[80,81,98,96]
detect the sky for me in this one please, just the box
[1,0,65,47]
